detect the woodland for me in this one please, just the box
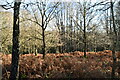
[0,0,120,79]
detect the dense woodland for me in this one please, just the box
[0,0,120,79]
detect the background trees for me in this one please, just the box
[22,1,60,58]
[1,0,119,55]
[0,11,13,54]
[115,0,120,51]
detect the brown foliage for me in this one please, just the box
[103,50,112,53]
[2,50,120,79]
[117,52,120,59]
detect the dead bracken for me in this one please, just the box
[2,51,120,79]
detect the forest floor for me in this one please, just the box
[1,50,120,79]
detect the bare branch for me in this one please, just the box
[73,18,84,32]
[26,18,42,27]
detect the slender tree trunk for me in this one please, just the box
[110,0,117,78]
[42,28,46,59]
[83,6,87,57]
[58,40,61,53]
[35,45,37,56]
[9,1,21,79]
[106,9,109,35]
[119,26,120,51]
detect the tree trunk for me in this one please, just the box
[83,6,87,57]
[118,20,120,51]
[110,0,117,78]
[106,9,109,35]
[42,28,46,59]
[9,1,21,79]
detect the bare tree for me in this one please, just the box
[73,0,98,57]
[24,1,60,58]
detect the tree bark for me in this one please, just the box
[110,0,117,78]
[83,5,87,57]
[42,28,46,59]
[9,0,21,79]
